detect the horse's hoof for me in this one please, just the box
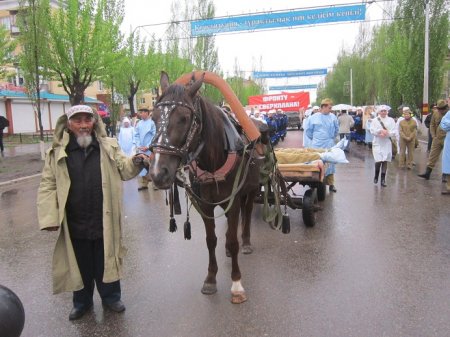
[242,245,253,255]
[225,248,231,257]
[231,291,247,304]
[201,283,217,295]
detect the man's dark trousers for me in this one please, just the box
[71,238,121,310]
[0,129,4,154]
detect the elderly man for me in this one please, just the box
[305,98,339,192]
[134,105,156,190]
[37,105,148,320]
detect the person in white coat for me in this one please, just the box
[369,106,396,187]
[117,117,135,157]
[439,106,450,194]
[302,106,319,148]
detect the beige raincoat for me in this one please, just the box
[37,115,142,294]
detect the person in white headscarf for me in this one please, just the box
[369,105,396,187]
[118,117,135,157]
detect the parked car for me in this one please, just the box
[285,111,301,130]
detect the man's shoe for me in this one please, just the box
[103,300,126,313]
[329,185,337,193]
[442,190,450,195]
[69,306,90,321]
[418,167,432,180]
[137,186,148,191]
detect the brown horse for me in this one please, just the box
[148,72,266,303]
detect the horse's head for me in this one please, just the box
[148,71,204,189]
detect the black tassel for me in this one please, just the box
[173,183,182,215]
[169,217,177,233]
[281,214,290,234]
[184,219,191,240]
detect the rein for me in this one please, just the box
[176,143,256,220]
[151,93,255,221]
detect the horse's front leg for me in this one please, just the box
[201,208,218,295]
[226,202,247,304]
[240,190,257,255]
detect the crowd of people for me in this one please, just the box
[301,98,450,193]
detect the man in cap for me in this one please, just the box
[397,107,417,169]
[418,99,449,181]
[305,98,339,192]
[37,105,148,320]
[134,105,156,190]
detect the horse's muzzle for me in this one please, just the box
[148,154,180,190]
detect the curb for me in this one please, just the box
[0,173,42,188]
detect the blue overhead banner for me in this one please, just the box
[269,84,318,90]
[253,68,327,78]
[191,4,366,37]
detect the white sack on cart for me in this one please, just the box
[320,148,349,164]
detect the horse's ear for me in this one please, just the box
[187,72,205,98]
[160,71,170,93]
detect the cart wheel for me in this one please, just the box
[317,183,326,202]
[302,189,317,227]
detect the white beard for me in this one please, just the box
[76,134,93,148]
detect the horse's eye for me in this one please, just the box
[179,116,188,125]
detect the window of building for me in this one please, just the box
[0,16,11,29]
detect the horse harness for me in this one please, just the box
[151,99,202,163]
[151,97,245,185]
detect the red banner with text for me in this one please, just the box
[248,92,310,112]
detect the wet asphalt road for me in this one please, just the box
[1,130,450,337]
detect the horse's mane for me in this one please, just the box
[196,95,226,171]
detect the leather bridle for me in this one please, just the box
[150,99,202,164]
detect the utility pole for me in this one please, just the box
[350,68,353,106]
[422,0,430,117]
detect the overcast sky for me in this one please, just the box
[122,0,387,100]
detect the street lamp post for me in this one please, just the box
[422,0,430,118]
[350,68,353,106]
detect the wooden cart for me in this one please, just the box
[255,149,328,228]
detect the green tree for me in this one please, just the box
[44,0,124,105]
[109,33,161,117]
[17,0,49,149]
[320,0,449,115]
[0,25,16,77]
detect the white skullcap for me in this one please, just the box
[376,105,389,114]
[66,105,93,119]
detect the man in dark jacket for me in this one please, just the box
[0,115,10,157]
